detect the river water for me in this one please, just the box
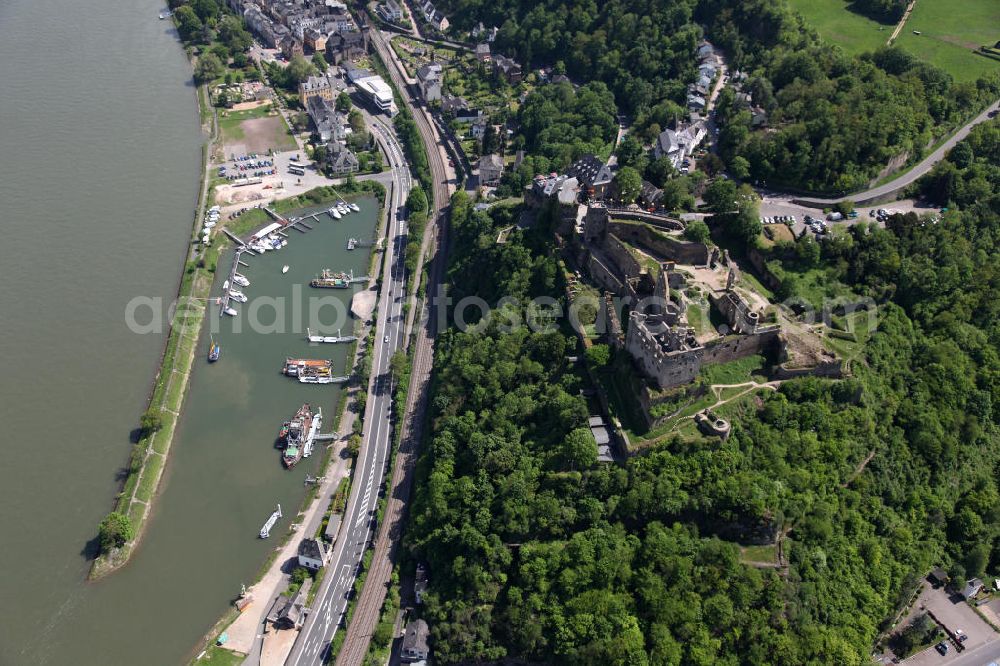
[0,0,375,663]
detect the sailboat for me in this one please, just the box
[208,337,220,362]
[282,265,289,274]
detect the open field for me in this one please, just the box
[893,0,1000,80]
[218,105,295,155]
[790,0,1000,81]
[787,0,889,55]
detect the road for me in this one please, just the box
[782,98,1000,207]
[284,115,413,666]
[332,22,454,666]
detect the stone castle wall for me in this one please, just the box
[604,233,643,280]
[608,221,709,265]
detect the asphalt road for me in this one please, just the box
[284,117,412,666]
[782,99,1000,206]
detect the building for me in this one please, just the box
[653,123,707,168]
[348,67,395,115]
[454,106,483,124]
[474,42,491,63]
[266,580,311,630]
[420,2,448,31]
[962,578,984,599]
[493,54,522,84]
[640,180,663,208]
[325,141,360,174]
[303,27,329,53]
[306,96,347,142]
[376,0,403,23]
[471,118,489,140]
[414,563,429,604]
[567,155,613,200]
[298,70,345,105]
[325,30,366,65]
[297,537,328,570]
[478,153,504,186]
[440,94,468,115]
[401,619,430,662]
[686,93,706,111]
[280,34,304,60]
[416,63,443,102]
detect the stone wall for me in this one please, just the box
[588,253,624,293]
[774,358,844,380]
[604,233,643,281]
[609,221,710,265]
[702,327,781,366]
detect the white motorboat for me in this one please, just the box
[229,290,248,303]
[348,202,360,212]
[329,207,342,220]
[233,273,250,287]
[337,204,349,215]
[222,279,229,290]
[223,306,238,316]
[282,265,289,274]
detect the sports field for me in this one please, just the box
[787,0,890,55]
[790,0,1000,81]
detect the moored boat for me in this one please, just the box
[310,268,350,289]
[229,289,248,303]
[208,338,220,362]
[233,273,250,287]
[349,202,360,212]
[282,265,289,274]
[280,403,314,468]
[223,306,238,316]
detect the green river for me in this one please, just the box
[0,0,376,663]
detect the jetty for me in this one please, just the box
[219,247,247,316]
[306,328,358,344]
[259,503,282,539]
[347,238,374,250]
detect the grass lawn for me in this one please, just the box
[787,0,890,55]
[739,543,778,563]
[135,453,166,503]
[893,0,1000,81]
[196,645,245,666]
[218,105,295,153]
[700,354,767,385]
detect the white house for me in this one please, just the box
[297,538,328,570]
[653,123,707,168]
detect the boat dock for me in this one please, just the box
[219,247,247,316]
[306,328,358,344]
[346,238,374,250]
[258,503,282,539]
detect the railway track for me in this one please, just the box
[333,24,453,666]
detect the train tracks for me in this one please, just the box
[332,24,452,666]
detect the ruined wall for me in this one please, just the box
[588,253,624,293]
[625,314,703,390]
[609,221,710,265]
[774,358,844,380]
[609,209,685,231]
[710,290,760,335]
[702,327,781,366]
[604,233,643,281]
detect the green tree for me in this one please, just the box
[139,409,163,437]
[285,55,316,87]
[336,91,352,112]
[613,166,642,204]
[585,343,611,368]
[561,428,597,469]
[730,155,751,180]
[312,52,328,73]
[98,512,134,553]
[173,5,203,42]
[195,53,225,84]
[684,219,710,243]
[704,178,738,214]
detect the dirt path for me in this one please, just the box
[842,448,877,488]
[888,0,917,45]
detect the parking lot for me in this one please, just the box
[758,197,932,237]
[899,584,999,665]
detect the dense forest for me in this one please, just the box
[404,123,1000,663]
[438,0,999,192]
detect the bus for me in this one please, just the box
[288,166,305,176]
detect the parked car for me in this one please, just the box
[848,211,859,219]
[935,642,948,655]
[827,212,843,222]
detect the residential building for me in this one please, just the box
[325,141,360,174]
[306,96,347,142]
[471,118,489,140]
[962,578,984,599]
[280,34,304,60]
[493,54,522,83]
[297,537,328,570]
[303,27,328,53]
[653,123,707,168]
[376,0,403,23]
[474,42,491,63]
[440,94,469,115]
[640,180,663,208]
[401,619,430,662]
[453,106,483,124]
[686,93,706,111]
[421,1,448,31]
[416,62,443,102]
[266,580,311,630]
[567,154,613,199]
[414,563,429,604]
[478,153,504,186]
